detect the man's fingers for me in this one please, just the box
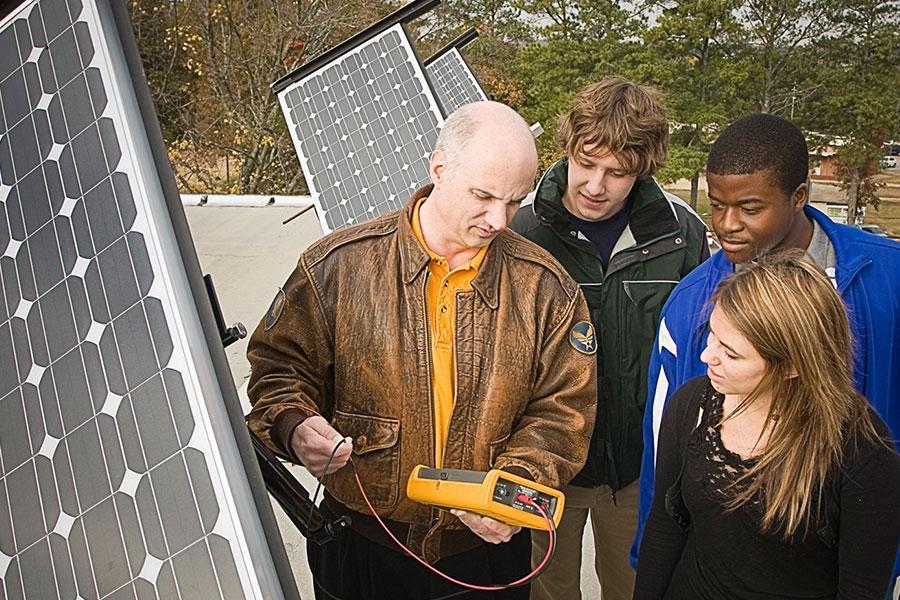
[334,442,353,460]
[323,453,351,475]
[303,415,340,438]
[480,519,518,543]
[450,510,520,544]
[485,520,520,542]
[304,438,353,474]
[296,433,336,459]
[291,418,353,476]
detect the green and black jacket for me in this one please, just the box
[510,158,709,491]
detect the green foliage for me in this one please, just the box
[804,0,900,219]
[656,145,708,186]
[634,0,751,204]
[512,0,644,158]
[736,0,838,113]
[129,0,900,210]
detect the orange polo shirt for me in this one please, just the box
[411,198,487,467]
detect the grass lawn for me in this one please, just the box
[868,198,900,237]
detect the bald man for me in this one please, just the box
[247,102,597,599]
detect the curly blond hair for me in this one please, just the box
[556,77,668,178]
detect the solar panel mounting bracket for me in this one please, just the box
[203,274,248,349]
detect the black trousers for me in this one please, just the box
[307,526,532,600]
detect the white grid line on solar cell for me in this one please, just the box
[279,24,444,234]
[425,48,487,117]
[0,0,282,597]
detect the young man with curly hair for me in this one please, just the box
[511,77,709,600]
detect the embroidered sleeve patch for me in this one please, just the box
[264,288,286,331]
[569,320,597,355]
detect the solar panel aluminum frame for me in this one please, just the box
[422,28,487,118]
[277,21,445,233]
[424,47,488,118]
[0,0,299,597]
[102,7,301,598]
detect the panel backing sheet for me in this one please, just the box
[279,24,444,234]
[425,47,487,117]
[0,0,286,598]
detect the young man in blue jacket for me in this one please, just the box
[632,113,900,589]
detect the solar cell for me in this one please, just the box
[0,0,291,597]
[425,47,487,117]
[278,24,444,234]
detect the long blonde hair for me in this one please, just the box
[710,249,883,539]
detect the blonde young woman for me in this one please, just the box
[634,251,900,599]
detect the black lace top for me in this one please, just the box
[697,388,765,518]
[634,376,900,600]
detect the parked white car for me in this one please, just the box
[881,156,897,169]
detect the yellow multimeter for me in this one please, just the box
[406,465,565,530]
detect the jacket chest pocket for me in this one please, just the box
[622,280,677,313]
[620,279,678,349]
[330,410,401,509]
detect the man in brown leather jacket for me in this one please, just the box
[247,101,597,599]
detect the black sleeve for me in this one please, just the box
[836,417,900,599]
[633,377,704,599]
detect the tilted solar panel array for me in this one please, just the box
[424,47,487,117]
[278,24,444,234]
[0,0,287,598]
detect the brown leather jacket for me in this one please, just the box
[247,188,597,562]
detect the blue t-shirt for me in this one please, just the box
[566,201,632,270]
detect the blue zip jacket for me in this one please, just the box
[631,205,900,580]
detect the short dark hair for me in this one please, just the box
[707,114,809,195]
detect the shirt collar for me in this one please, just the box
[410,196,488,273]
[400,187,502,309]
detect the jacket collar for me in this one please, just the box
[704,205,872,293]
[803,205,871,292]
[532,158,680,244]
[399,186,501,309]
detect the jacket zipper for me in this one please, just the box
[589,232,682,483]
[557,226,671,490]
[549,227,607,485]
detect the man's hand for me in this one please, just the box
[290,416,353,477]
[450,510,521,544]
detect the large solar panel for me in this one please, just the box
[0,0,295,598]
[425,47,487,117]
[277,24,444,234]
